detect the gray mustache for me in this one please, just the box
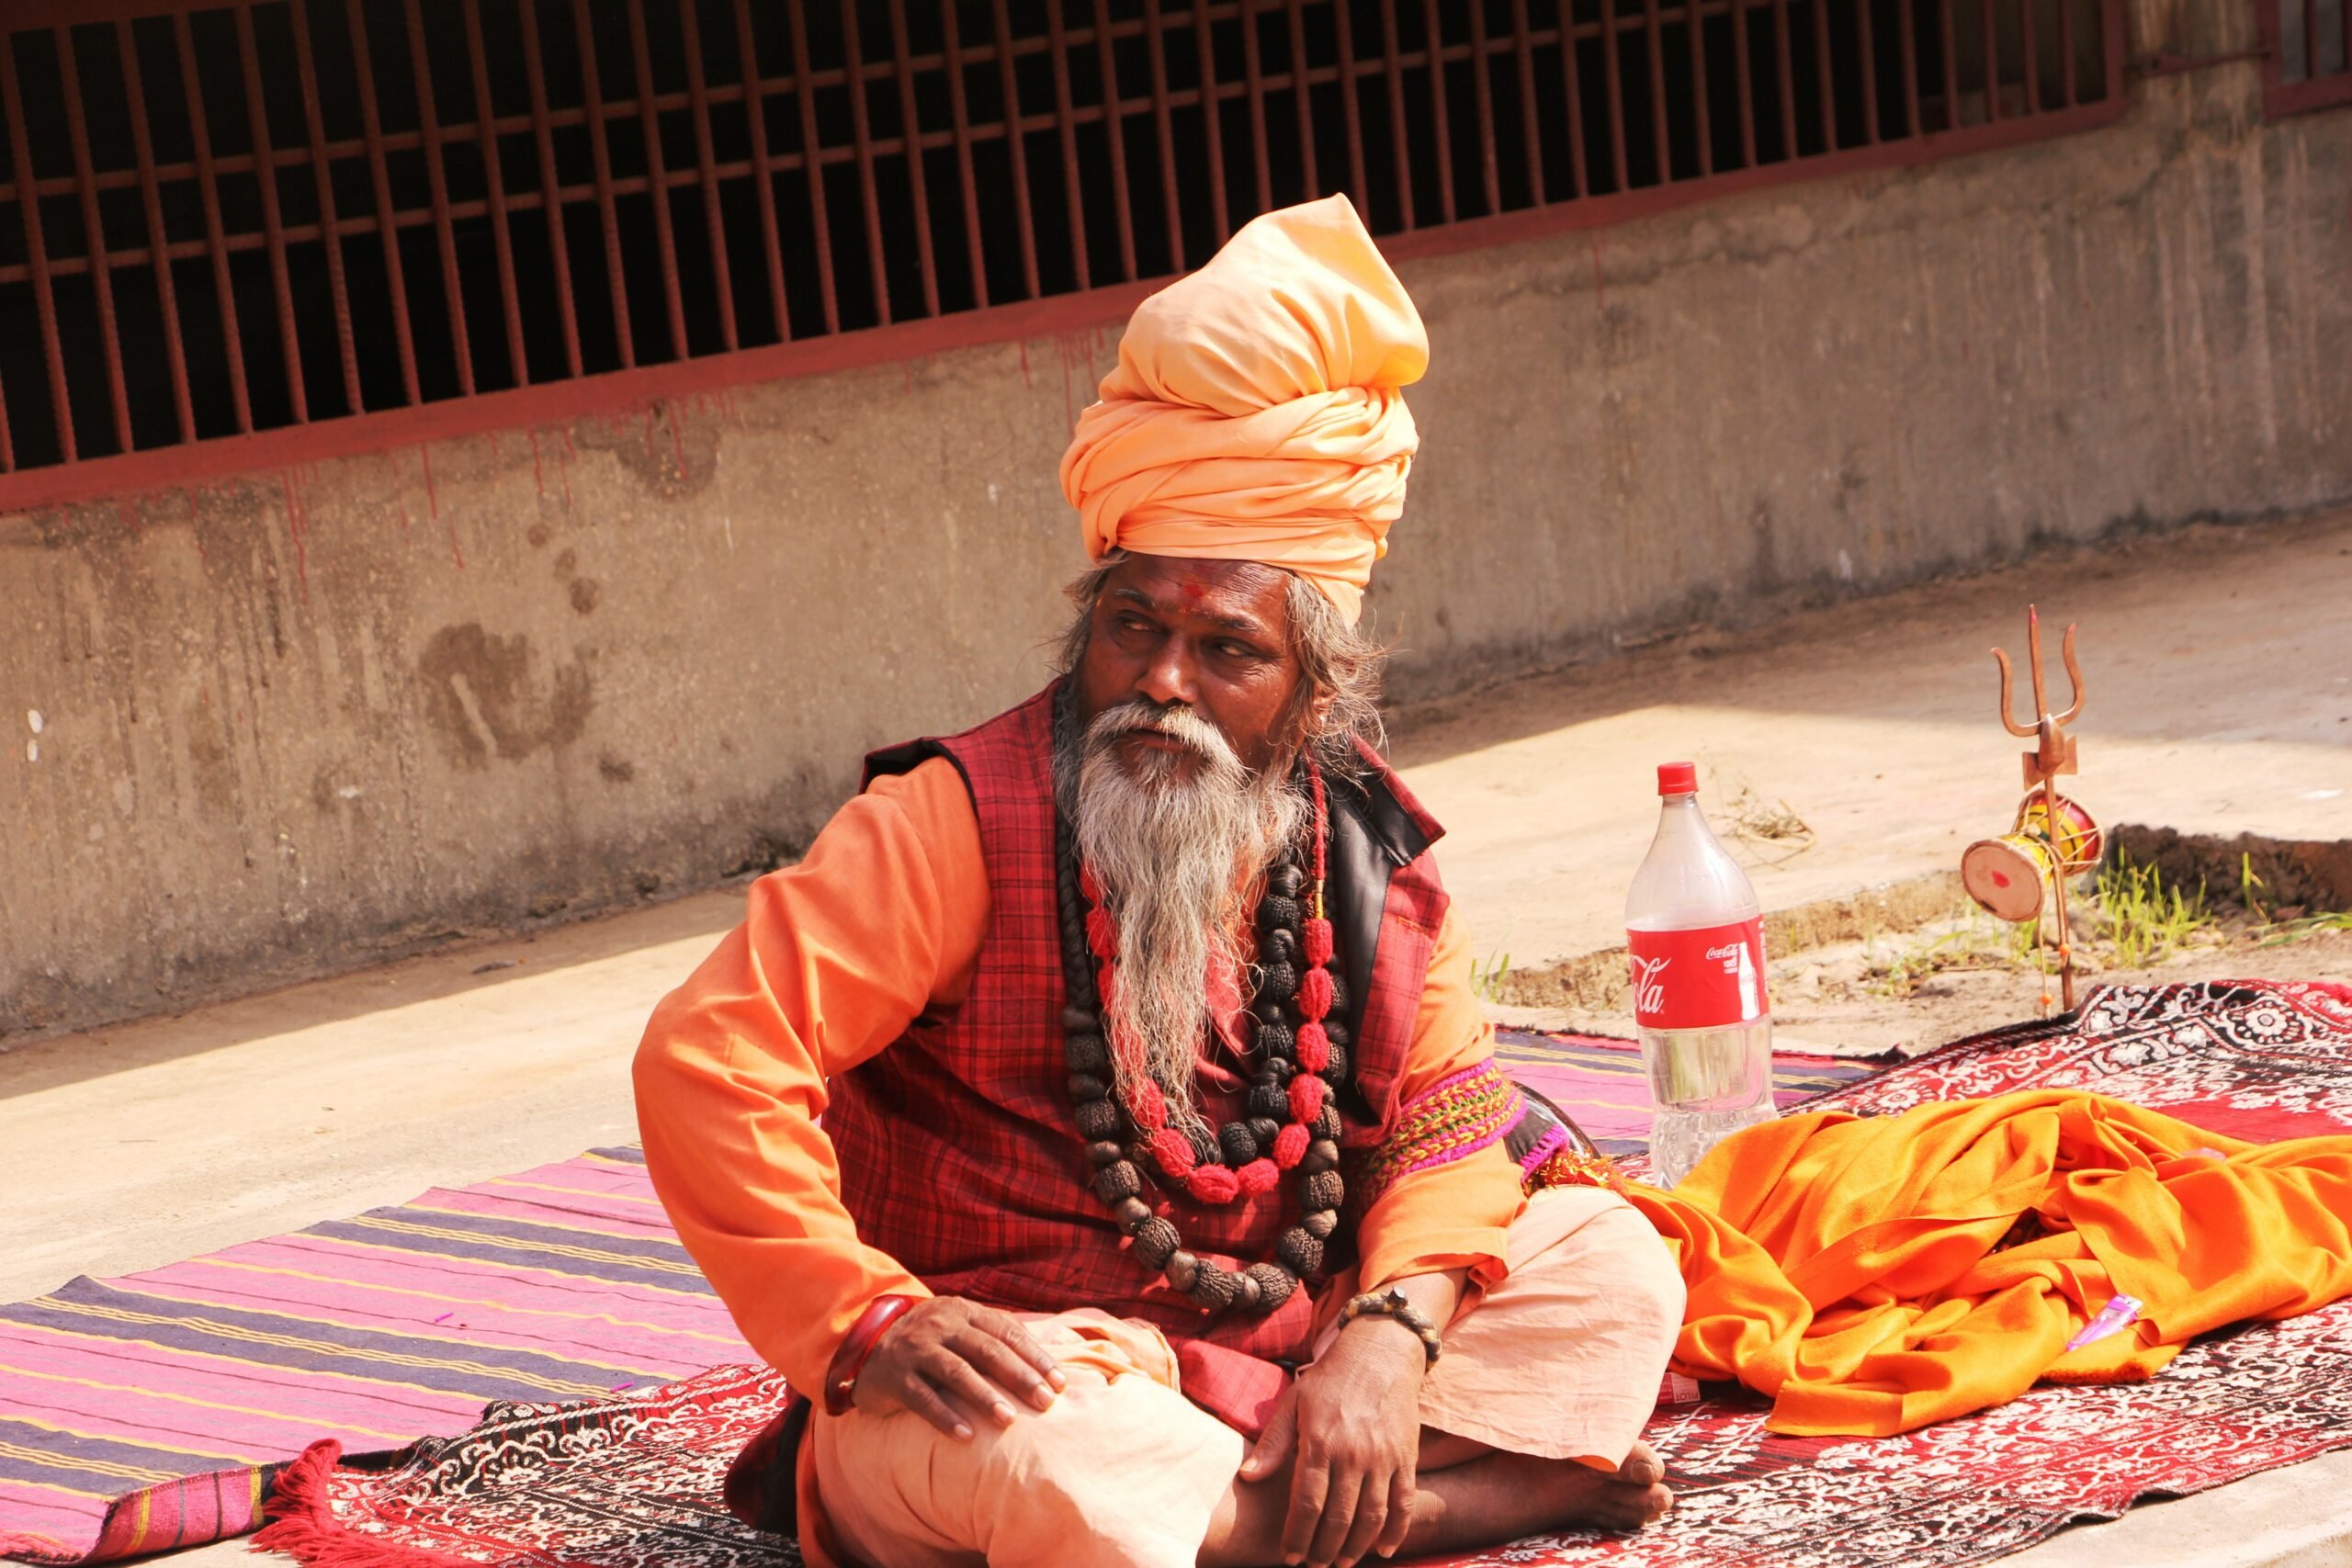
[1084,701,1239,768]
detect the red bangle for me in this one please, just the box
[824,1294,919,1416]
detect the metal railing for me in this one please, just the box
[0,0,2128,511]
[2259,0,2350,116]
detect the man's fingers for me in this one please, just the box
[1335,1469,1392,1568]
[897,1372,974,1441]
[986,1314,1069,1392]
[1372,1467,1415,1561]
[1308,1470,1371,1568]
[1240,1392,1299,1482]
[922,1348,1019,1429]
[1278,1454,1330,1564]
[953,1328,1058,1412]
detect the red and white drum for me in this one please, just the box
[1962,833,2054,923]
[2013,791,2103,872]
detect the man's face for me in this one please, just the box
[1073,555,1303,779]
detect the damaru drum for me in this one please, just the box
[2015,791,2104,873]
[1962,833,2055,922]
[1960,792,2104,924]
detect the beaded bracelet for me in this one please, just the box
[823,1293,920,1416]
[1336,1287,1443,1367]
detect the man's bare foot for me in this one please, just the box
[1201,1441,1672,1565]
[1592,1441,1675,1529]
[1618,1441,1663,1483]
[1448,1442,1672,1538]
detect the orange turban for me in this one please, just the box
[1057,195,1427,624]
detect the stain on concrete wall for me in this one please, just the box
[1,31,2346,1043]
[417,625,594,768]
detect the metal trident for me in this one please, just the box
[1993,604,2086,789]
[1990,604,2089,1010]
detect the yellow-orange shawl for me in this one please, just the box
[1633,1090,2352,1436]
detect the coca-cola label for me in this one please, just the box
[1627,918,1770,1031]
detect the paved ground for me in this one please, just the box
[6,511,2350,1567]
[1393,511,2352,971]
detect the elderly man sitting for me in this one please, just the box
[634,197,1684,1568]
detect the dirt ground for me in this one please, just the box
[1390,510,2352,973]
[1504,913,2352,1059]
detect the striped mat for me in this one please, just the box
[0,1147,752,1566]
[1495,1030,1876,1158]
[0,1033,1871,1566]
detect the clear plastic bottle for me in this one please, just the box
[1625,761,1776,1188]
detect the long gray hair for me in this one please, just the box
[1053,557,1387,778]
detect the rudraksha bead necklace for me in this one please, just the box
[1054,762,1351,1316]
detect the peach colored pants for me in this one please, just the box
[808,1186,1685,1568]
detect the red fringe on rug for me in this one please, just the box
[252,1443,479,1568]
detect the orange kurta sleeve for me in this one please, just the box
[633,757,988,1396]
[1353,904,1530,1293]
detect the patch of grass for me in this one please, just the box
[1716,780,1816,864]
[1835,856,2335,1007]
[2091,855,2214,970]
[2254,910,2352,948]
[1862,928,1971,998]
[2238,852,2352,947]
[1470,950,1513,1002]
[2000,910,2044,968]
[1860,913,2040,998]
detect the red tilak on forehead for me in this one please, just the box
[1179,579,1207,606]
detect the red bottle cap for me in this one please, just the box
[1657,761,1698,796]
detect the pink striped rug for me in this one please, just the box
[0,1036,1871,1566]
[1495,1030,1874,1156]
[0,1148,751,1566]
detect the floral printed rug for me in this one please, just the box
[249,983,2352,1568]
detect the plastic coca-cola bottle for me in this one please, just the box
[1625,761,1776,1187]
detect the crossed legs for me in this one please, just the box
[808,1188,1686,1568]
[1203,1188,1685,1564]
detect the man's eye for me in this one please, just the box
[1216,640,1265,661]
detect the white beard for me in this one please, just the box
[1058,698,1306,1141]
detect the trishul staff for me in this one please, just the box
[1993,606,2087,1010]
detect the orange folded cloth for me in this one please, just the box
[1057,194,1426,624]
[1626,1089,2352,1437]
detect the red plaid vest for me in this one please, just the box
[831,682,1450,1403]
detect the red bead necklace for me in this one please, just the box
[1057,762,1349,1315]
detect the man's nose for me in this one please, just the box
[1134,637,1200,709]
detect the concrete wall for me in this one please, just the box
[4,0,2346,1042]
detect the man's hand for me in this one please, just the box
[1238,1314,1428,1567]
[850,1296,1067,1439]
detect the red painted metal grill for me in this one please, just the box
[0,0,2127,509]
[2259,0,2350,116]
